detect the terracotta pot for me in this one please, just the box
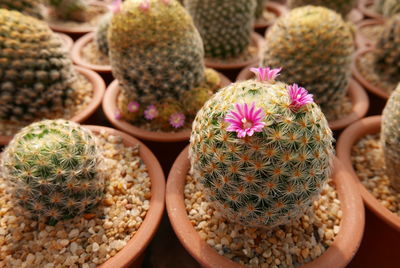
[254,2,288,32]
[348,8,364,24]
[72,32,112,73]
[237,65,369,132]
[166,146,365,268]
[358,0,383,20]
[336,116,400,231]
[355,19,384,49]
[56,32,74,52]
[0,66,105,144]
[102,74,231,142]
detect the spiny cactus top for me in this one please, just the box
[261,6,354,113]
[381,84,400,192]
[382,0,400,18]
[1,120,105,225]
[0,0,43,18]
[46,0,88,22]
[287,0,357,17]
[374,14,400,83]
[255,0,268,20]
[189,67,334,228]
[95,13,112,56]
[0,9,76,123]
[184,0,256,59]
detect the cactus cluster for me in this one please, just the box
[184,0,256,59]
[382,0,400,18]
[46,0,88,22]
[189,68,334,228]
[109,0,220,131]
[373,14,400,84]
[0,0,43,18]
[0,9,76,123]
[287,0,357,17]
[1,119,105,225]
[261,6,354,114]
[255,0,268,20]
[95,13,112,56]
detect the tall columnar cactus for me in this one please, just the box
[1,119,105,224]
[184,0,257,59]
[255,0,268,20]
[189,68,334,228]
[95,13,112,56]
[287,0,357,17]
[0,0,43,18]
[0,9,76,123]
[261,6,354,112]
[382,0,400,18]
[47,0,88,22]
[374,14,400,84]
[381,84,400,191]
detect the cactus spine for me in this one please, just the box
[287,0,357,17]
[1,119,105,224]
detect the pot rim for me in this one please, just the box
[337,115,400,231]
[358,0,383,20]
[236,64,369,131]
[102,74,231,143]
[0,65,105,144]
[56,32,74,53]
[355,19,385,49]
[166,146,365,268]
[254,2,288,29]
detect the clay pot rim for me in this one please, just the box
[254,2,288,29]
[236,65,369,131]
[358,0,383,20]
[351,48,390,100]
[102,73,231,142]
[347,8,364,24]
[45,2,109,35]
[204,32,265,70]
[337,116,400,231]
[0,65,105,145]
[166,146,365,268]
[56,32,74,52]
[355,19,385,49]
[72,32,112,73]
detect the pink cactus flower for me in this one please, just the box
[109,0,122,13]
[288,84,313,109]
[250,67,282,82]
[225,102,266,138]
[169,113,185,128]
[128,101,140,113]
[139,0,150,11]
[114,110,122,120]
[144,105,158,120]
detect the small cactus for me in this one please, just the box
[184,0,257,59]
[1,119,105,225]
[0,0,43,18]
[47,0,88,22]
[255,0,268,20]
[95,13,112,56]
[261,6,354,114]
[189,67,334,228]
[287,0,357,17]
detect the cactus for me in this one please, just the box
[184,0,256,59]
[382,0,400,18]
[373,14,400,84]
[287,0,357,17]
[109,0,220,131]
[1,119,105,225]
[0,0,43,18]
[189,67,334,228]
[47,0,88,22]
[0,9,76,123]
[381,84,400,191]
[374,0,385,14]
[255,0,268,20]
[95,13,112,56]
[261,6,354,114]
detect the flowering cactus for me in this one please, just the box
[189,67,334,228]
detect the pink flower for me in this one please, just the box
[288,84,313,109]
[250,67,282,82]
[161,0,171,4]
[169,113,185,128]
[114,110,122,120]
[128,101,140,113]
[109,0,122,13]
[139,0,150,11]
[144,105,158,120]
[225,103,266,138]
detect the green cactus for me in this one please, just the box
[184,0,256,59]
[0,0,43,18]
[381,84,400,191]
[374,14,400,84]
[261,6,354,114]
[95,13,112,56]
[0,9,76,123]
[382,0,400,18]
[287,0,357,17]
[47,0,88,22]
[255,0,268,20]
[189,68,334,228]
[1,119,105,225]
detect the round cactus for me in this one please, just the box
[261,6,354,113]
[184,0,256,59]
[255,0,268,20]
[189,67,334,228]
[46,0,88,21]
[287,0,357,17]
[1,119,105,225]
[382,0,400,18]
[0,9,76,123]
[95,13,112,56]
[0,0,43,18]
